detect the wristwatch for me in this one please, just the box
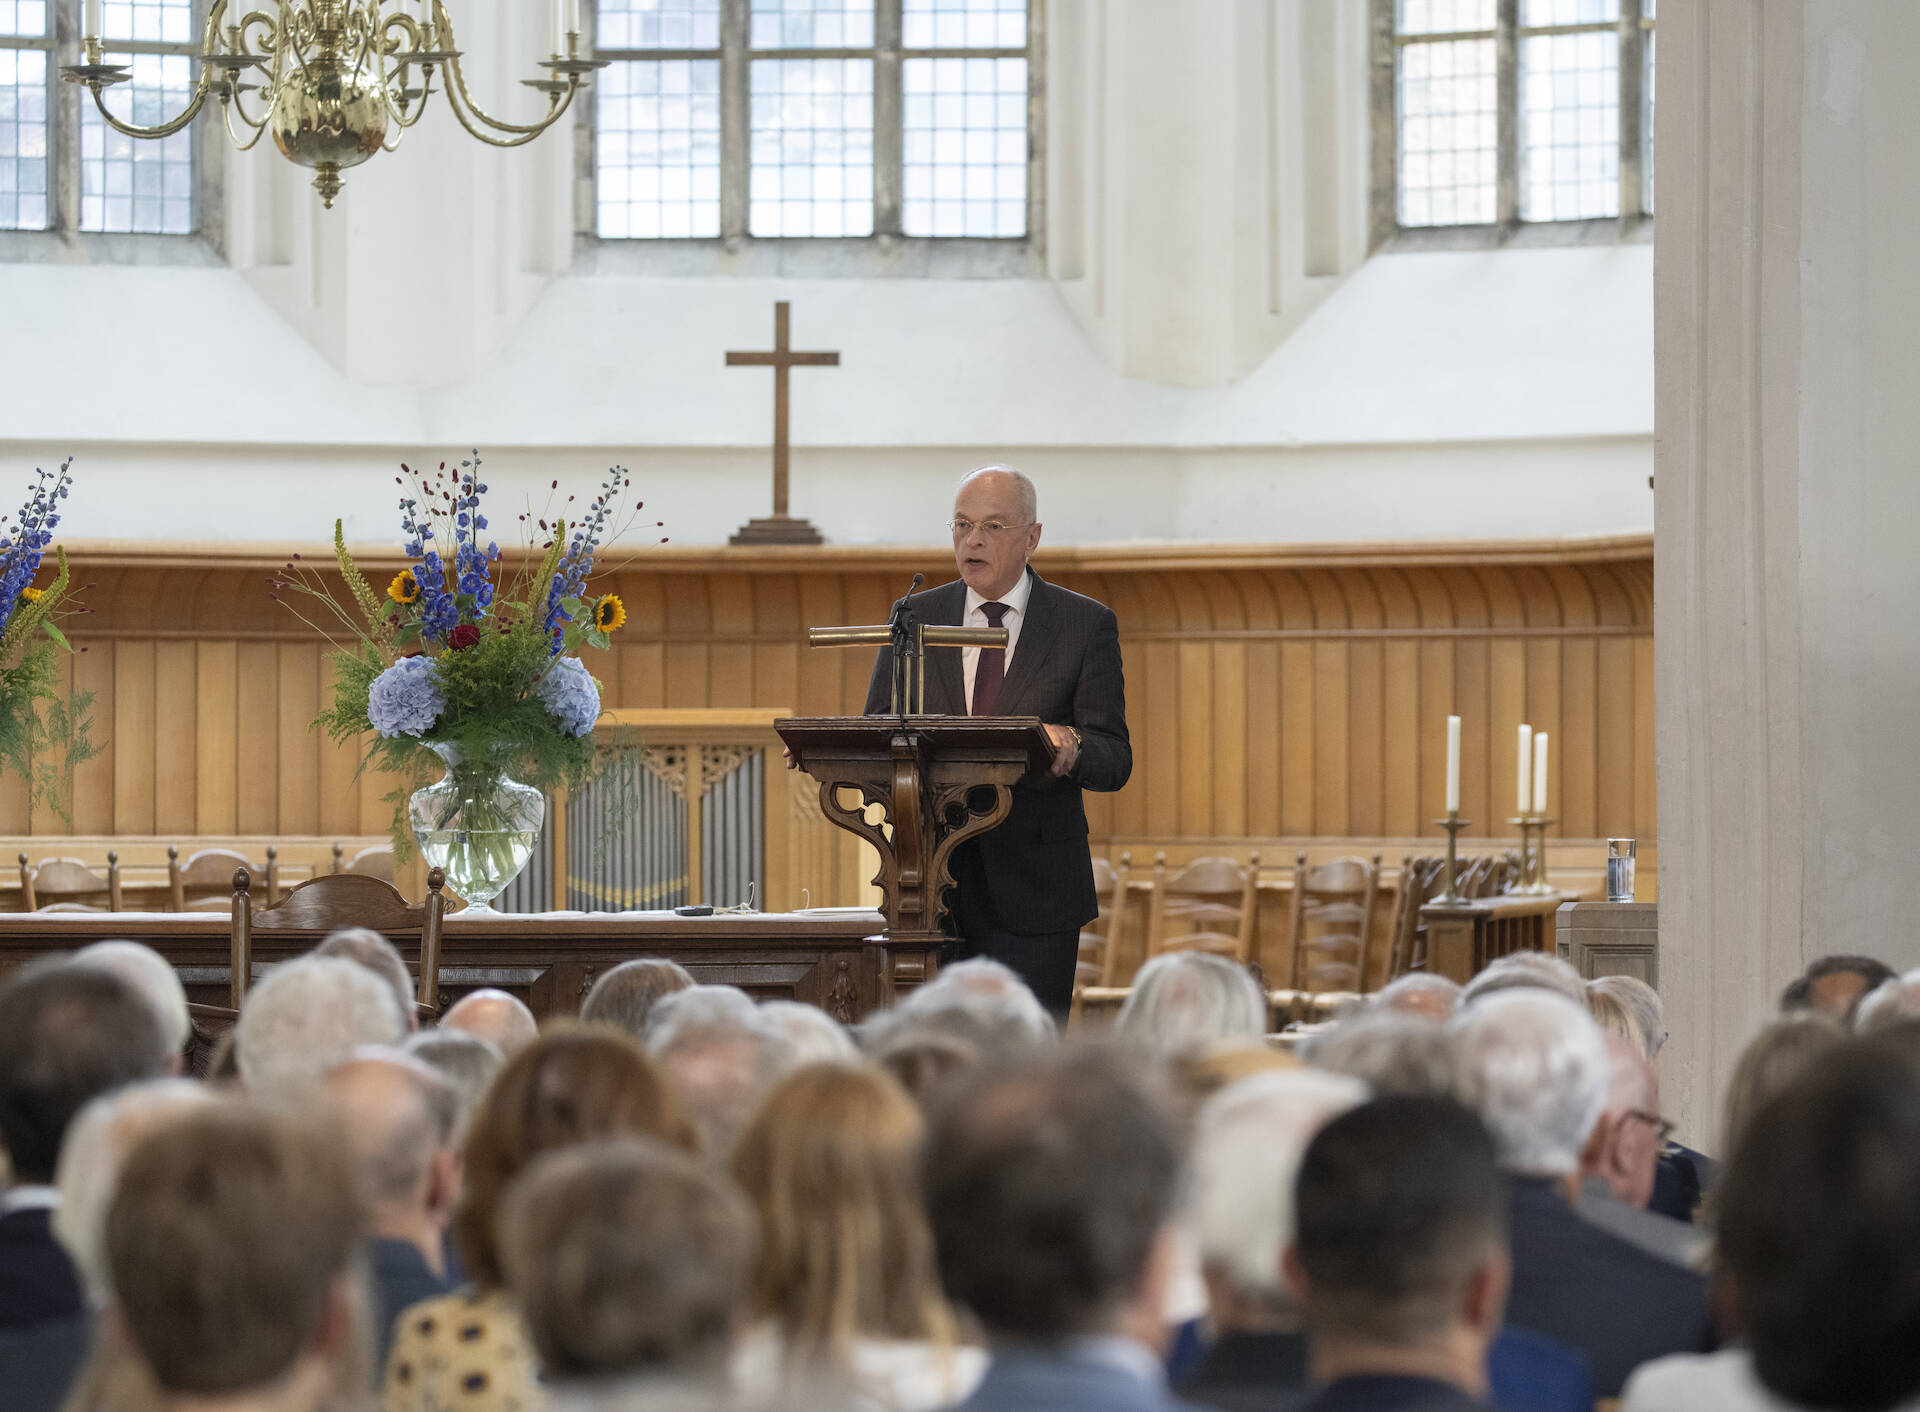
[1064,726,1083,750]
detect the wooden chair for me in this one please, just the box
[171,845,278,911]
[1145,851,1260,964]
[1288,853,1381,993]
[229,865,447,1013]
[331,842,396,883]
[19,853,122,912]
[1385,853,1450,979]
[1076,851,1134,991]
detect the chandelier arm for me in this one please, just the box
[440,74,575,147]
[80,72,213,140]
[439,50,571,138]
[220,93,273,149]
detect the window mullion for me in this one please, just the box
[720,0,749,243]
[872,0,901,238]
[53,0,79,232]
[1617,0,1645,223]
[1495,0,1517,231]
[1368,0,1397,249]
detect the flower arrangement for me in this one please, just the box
[274,452,650,861]
[0,460,97,827]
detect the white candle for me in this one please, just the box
[85,0,101,39]
[1445,715,1461,815]
[551,0,566,53]
[567,0,581,41]
[1532,732,1549,816]
[1515,723,1532,815]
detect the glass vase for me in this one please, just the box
[408,742,545,916]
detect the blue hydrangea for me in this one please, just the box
[367,655,445,738]
[538,656,601,738]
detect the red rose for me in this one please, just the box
[448,624,481,651]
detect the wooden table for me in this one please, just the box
[0,907,924,1024]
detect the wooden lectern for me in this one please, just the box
[776,715,1055,948]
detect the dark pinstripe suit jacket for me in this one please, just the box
[863,567,1131,935]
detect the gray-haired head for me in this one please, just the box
[1373,973,1462,1024]
[1187,1069,1370,1324]
[1451,988,1608,1177]
[400,1028,503,1142]
[956,464,1037,524]
[323,1048,460,1212]
[70,940,192,1058]
[894,957,1054,1050]
[580,958,696,1039]
[313,927,416,1034]
[645,986,794,1157]
[235,955,408,1102]
[1460,951,1589,1008]
[755,999,857,1066]
[1587,974,1666,1061]
[1854,970,1920,1035]
[1116,952,1267,1058]
[1308,1010,1477,1104]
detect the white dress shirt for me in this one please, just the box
[961,570,1033,714]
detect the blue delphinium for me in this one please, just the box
[367,655,445,737]
[394,454,499,646]
[0,460,71,637]
[537,656,601,738]
[543,466,629,652]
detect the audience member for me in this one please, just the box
[1587,976,1666,1063]
[578,957,695,1036]
[1307,1012,1475,1103]
[400,1028,504,1143]
[1584,986,1651,1059]
[1850,967,1920,1033]
[888,958,1055,1052]
[1777,954,1895,1018]
[234,955,407,1101]
[645,986,795,1157]
[0,964,171,1333]
[383,1028,697,1412]
[323,1051,463,1372]
[315,927,419,1033]
[102,1103,371,1412]
[1719,1014,1846,1160]
[1372,974,1461,1023]
[1624,1036,1920,1412]
[69,940,192,1071]
[1165,1046,1301,1120]
[731,1062,983,1410]
[1179,1070,1369,1411]
[1284,1096,1512,1412]
[499,1140,753,1412]
[926,1049,1186,1412]
[1115,953,1268,1058]
[439,987,540,1056]
[1458,952,1588,1008]
[870,1027,981,1108]
[758,998,861,1065]
[1579,974,1710,1225]
[1452,991,1713,1396]
[1573,1035,1707,1270]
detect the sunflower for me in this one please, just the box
[594,594,627,633]
[387,569,421,605]
[18,587,43,604]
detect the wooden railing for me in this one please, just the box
[1419,892,1579,984]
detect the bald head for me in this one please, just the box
[952,465,1042,600]
[440,989,538,1057]
[324,1053,457,1206]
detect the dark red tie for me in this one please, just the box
[970,601,1010,716]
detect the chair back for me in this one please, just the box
[1288,853,1381,992]
[228,866,447,1013]
[332,843,396,883]
[19,853,122,912]
[1385,854,1449,979]
[1076,851,1135,991]
[1145,851,1260,964]
[170,845,278,911]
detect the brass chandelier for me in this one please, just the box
[60,0,607,208]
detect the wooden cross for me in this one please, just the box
[726,300,840,545]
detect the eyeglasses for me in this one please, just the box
[1624,1109,1676,1146]
[949,518,1029,538]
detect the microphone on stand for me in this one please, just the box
[890,574,926,717]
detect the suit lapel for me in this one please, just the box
[927,580,967,715]
[994,567,1058,718]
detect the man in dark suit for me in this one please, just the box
[1282,1096,1512,1412]
[863,466,1131,1015]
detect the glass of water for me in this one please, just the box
[1607,838,1637,903]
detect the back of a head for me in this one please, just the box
[731,1061,948,1353]
[501,1139,754,1384]
[440,987,540,1056]
[1188,1069,1370,1317]
[646,988,793,1157]
[757,1000,859,1066]
[1781,955,1897,1018]
[401,1028,504,1140]
[71,940,193,1057]
[1851,969,1920,1035]
[1717,1038,1920,1410]
[107,1102,364,1396]
[1584,985,1650,1059]
[1721,1014,1847,1157]
[870,1026,981,1108]
[1309,1011,1475,1103]
[1115,952,1267,1058]
[314,928,416,1033]
[924,1048,1178,1340]
[0,964,170,1182]
[1293,1095,1507,1348]
[1374,973,1462,1023]
[580,958,696,1037]
[324,1051,459,1210]
[456,1028,697,1288]
[1588,975,1665,1061]
[234,955,407,1101]
[1459,951,1588,1007]
[898,958,1054,1050]
[1451,988,1607,1177]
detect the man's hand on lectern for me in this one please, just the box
[783,745,798,770]
[1043,723,1080,778]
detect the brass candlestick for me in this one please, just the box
[1508,815,1557,895]
[1433,812,1469,904]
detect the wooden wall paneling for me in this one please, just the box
[1110,638,1148,836]
[706,575,755,704]
[152,640,197,837]
[662,573,711,709]
[614,571,669,709]
[1554,565,1601,839]
[1594,638,1636,836]
[195,641,238,835]
[275,643,320,836]
[749,575,801,712]
[1346,569,1386,838]
[795,574,846,715]
[1633,635,1657,839]
[112,640,156,836]
[70,642,114,835]
[317,712,362,838]
[233,641,279,835]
